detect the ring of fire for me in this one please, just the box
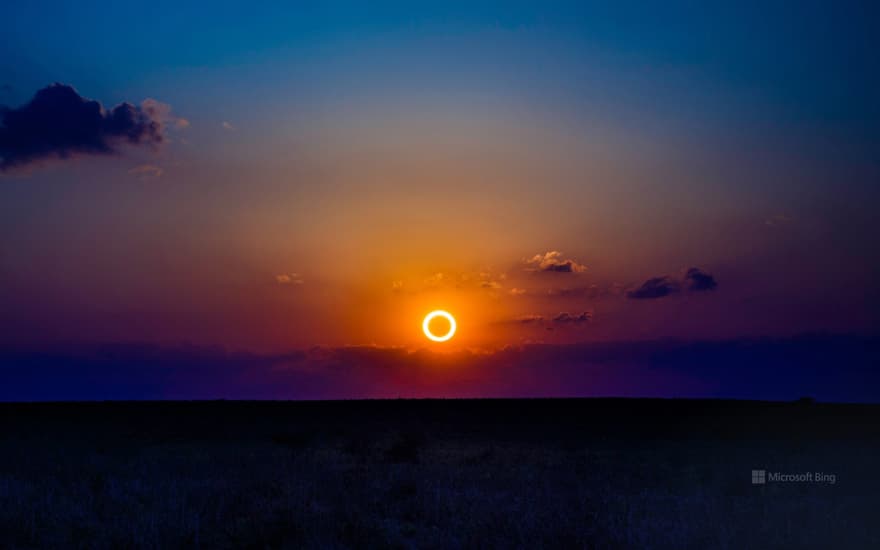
[422,310,457,342]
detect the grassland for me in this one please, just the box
[1,399,878,548]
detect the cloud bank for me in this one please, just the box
[3,334,874,402]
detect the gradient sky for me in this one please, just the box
[1,2,878,399]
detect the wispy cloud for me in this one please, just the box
[142,98,189,130]
[275,273,304,285]
[500,311,592,327]
[765,213,793,226]
[508,314,545,324]
[551,311,592,324]
[127,164,164,179]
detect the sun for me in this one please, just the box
[422,310,457,342]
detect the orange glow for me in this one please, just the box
[422,310,457,342]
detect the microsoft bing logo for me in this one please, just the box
[751,470,766,485]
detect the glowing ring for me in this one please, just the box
[422,310,456,342]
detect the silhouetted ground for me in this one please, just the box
[1,398,878,548]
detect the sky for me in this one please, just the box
[1,1,878,400]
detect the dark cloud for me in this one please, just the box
[684,268,717,291]
[0,343,306,401]
[552,311,592,324]
[627,276,680,299]
[0,83,183,171]
[499,311,591,327]
[545,262,575,272]
[627,268,718,299]
[508,314,545,324]
[2,334,877,402]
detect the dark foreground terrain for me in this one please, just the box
[1,399,879,548]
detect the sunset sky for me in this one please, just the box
[2,2,878,400]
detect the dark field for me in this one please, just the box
[2,399,879,549]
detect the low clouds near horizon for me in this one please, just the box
[504,312,592,326]
[0,83,186,171]
[0,334,876,402]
